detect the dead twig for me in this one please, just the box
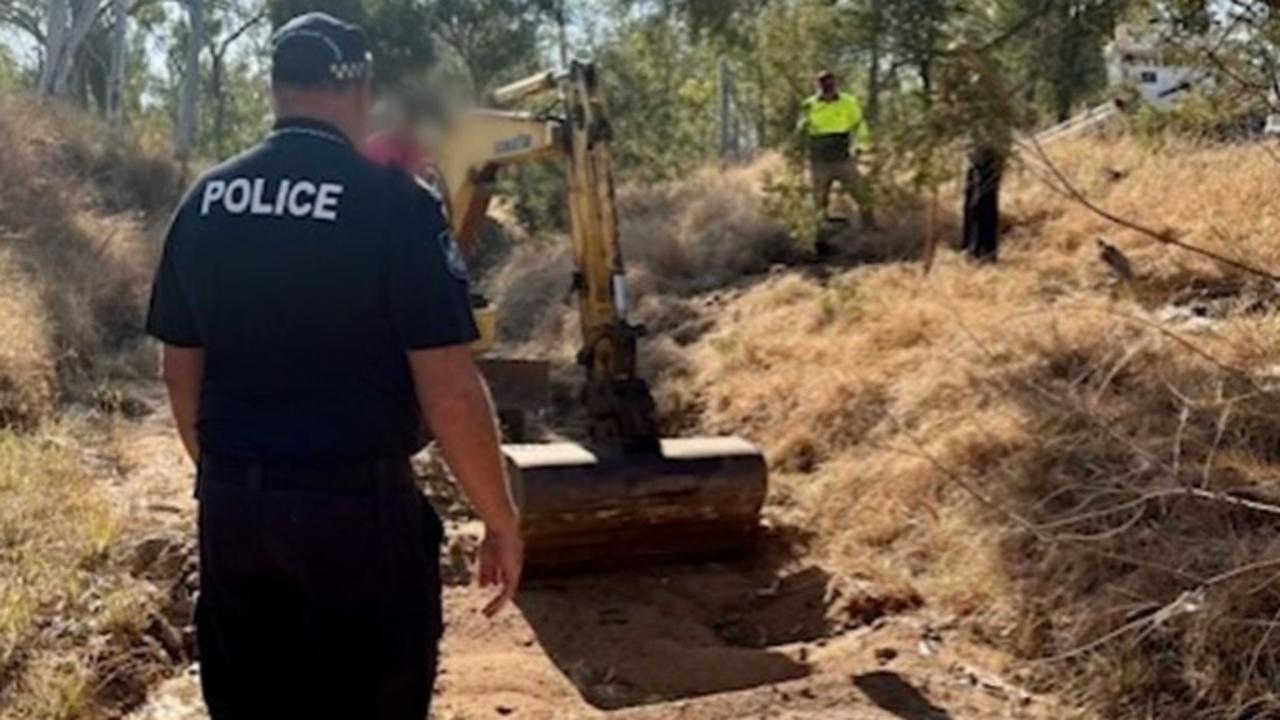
[1016,134,1280,284]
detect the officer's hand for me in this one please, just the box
[479,525,524,617]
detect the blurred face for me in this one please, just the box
[393,115,417,138]
[818,75,838,96]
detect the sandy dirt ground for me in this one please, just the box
[99,385,1066,720]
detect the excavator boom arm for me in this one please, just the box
[440,62,654,450]
[438,109,563,254]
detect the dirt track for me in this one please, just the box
[104,384,1063,720]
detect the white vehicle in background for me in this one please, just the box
[1039,23,1213,145]
[1106,24,1207,111]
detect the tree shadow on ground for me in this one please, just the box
[513,530,828,710]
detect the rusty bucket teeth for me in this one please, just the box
[502,437,768,572]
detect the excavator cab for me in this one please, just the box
[437,61,768,570]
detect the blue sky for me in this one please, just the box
[1,26,36,67]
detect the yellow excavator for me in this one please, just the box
[436,61,768,570]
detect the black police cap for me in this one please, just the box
[271,12,373,88]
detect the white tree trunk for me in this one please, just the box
[53,0,99,95]
[176,0,203,161]
[39,0,101,97]
[38,0,69,94]
[106,0,128,127]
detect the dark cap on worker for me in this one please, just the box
[270,12,373,88]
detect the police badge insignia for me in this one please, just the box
[439,229,469,281]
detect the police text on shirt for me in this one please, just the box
[200,177,344,222]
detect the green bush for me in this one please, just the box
[760,167,820,255]
[1126,91,1265,146]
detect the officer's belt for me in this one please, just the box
[200,453,413,494]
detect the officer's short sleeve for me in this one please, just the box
[387,181,479,350]
[146,206,204,348]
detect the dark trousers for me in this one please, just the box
[195,456,444,720]
[962,149,1003,261]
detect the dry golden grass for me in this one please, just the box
[0,94,177,426]
[0,95,183,718]
[0,261,55,428]
[0,423,180,720]
[618,160,794,298]
[649,134,1280,717]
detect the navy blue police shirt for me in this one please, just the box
[146,117,478,463]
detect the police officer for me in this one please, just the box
[799,71,878,230]
[146,13,522,719]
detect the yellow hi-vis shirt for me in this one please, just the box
[801,92,871,152]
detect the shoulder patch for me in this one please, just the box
[415,175,445,204]
[438,228,469,281]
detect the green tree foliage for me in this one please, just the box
[109,0,265,159]
[596,4,720,182]
[0,0,1170,204]
[743,0,859,152]
[590,0,864,178]
[587,0,1140,192]
[882,0,953,95]
[200,49,271,158]
[1168,0,1280,113]
[0,44,17,89]
[1160,0,1212,34]
[997,0,1126,122]
[429,0,555,92]
[674,0,768,44]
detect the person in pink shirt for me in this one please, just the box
[364,100,442,189]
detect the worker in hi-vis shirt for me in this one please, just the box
[145,12,522,719]
[799,70,878,230]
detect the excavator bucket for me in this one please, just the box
[503,437,768,571]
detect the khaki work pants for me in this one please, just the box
[811,158,877,229]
